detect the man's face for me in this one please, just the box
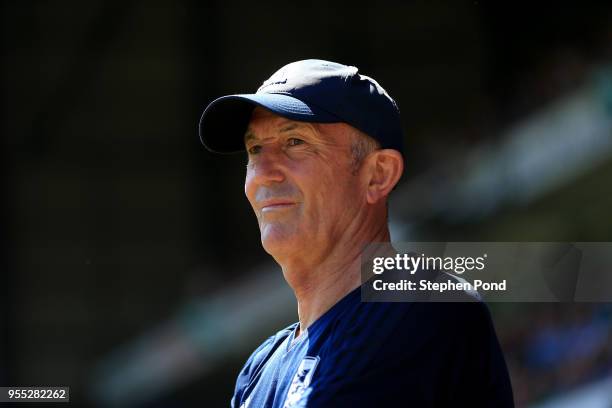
[244,107,365,262]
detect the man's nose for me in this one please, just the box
[249,149,286,185]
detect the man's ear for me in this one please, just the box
[366,149,404,204]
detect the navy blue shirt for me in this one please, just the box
[231,285,514,407]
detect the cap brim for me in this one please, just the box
[199,93,340,153]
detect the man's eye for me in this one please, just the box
[287,138,304,146]
[248,145,261,154]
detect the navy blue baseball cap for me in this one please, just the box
[199,59,404,155]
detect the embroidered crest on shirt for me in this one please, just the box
[283,356,320,408]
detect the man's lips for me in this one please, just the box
[260,200,297,212]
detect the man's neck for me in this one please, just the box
[284,221,391,338]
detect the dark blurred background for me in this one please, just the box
[2,1,612,407]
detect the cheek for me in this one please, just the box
[306,170,345,214]
[323,173,361,213]
[244,167,254,197]
[244,171,256,206]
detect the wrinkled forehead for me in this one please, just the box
[245,106,353,145]
[245,107,313,142]
[248,106,292,128]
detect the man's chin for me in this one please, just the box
[260,231,299,259]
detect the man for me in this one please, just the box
[199,59,514,407]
